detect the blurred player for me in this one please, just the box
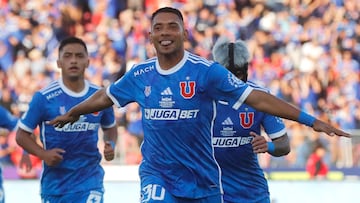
[0,105,18,203]
[212,37,290,203]
[16,37,118,203]
[48,7,350,203]
[0,105,33,202]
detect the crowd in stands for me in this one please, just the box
[0,0,359,172]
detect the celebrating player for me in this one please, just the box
[48,7,350,203]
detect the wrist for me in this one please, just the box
[267,142,275,153]
[109,140,116,149]
[298,111,316,127]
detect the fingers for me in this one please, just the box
[104,150,115,161]
[313,120,351,138]
[54,148,66,155]
[249,132,259,137]
[335,129,351,138]
[253,144,268,154]
[46,119,65,128]
[44,148,66,166]
[251,132,268,153]
[46,115,75,128]
[104,153,114,161]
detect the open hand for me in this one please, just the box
[312,120,351,138]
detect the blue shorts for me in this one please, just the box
[140,175,223,203]
[41,190,103,203]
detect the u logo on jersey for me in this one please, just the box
[179,81,195,99]
[239,112,254,129]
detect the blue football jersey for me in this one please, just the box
[0,105,18,191]
[0,105,18,131]
[18,79,116,195]
[107,51,254,198]
[213,81,286,203]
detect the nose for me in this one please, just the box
[70,55,77,63]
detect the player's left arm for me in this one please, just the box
[268,134,290,157]
[251,132,290,157]
[245,90,351,138]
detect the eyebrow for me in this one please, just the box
[152,21,182,30]
[62,51,86,56]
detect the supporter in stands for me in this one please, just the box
[306,141,329,180]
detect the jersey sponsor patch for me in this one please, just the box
[213,136,252,147]
[54,122,99,132]
[144,108,199,120]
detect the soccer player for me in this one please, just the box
[15,37,118,203]
[48,7,350,203]
[212,37,290,203]
[0,105,19,203]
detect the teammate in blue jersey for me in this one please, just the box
[0,105,18,132]
[0,105,32,203]
[48,7,350,203]
[15,37,118,203]
[212,37,291,203]
[0,105,18,203]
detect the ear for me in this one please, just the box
[183,29,189,41]
[56,60,62,70]
[148,31,153,44]
[85,58,90,68]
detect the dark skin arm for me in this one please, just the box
[245,90,350,138]
[251,132,290,157]
[49,89,114,127]
[49,88,351,138]
[102,126,118,161]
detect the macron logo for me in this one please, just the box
[161,87,173,95]
[222,117,233,125]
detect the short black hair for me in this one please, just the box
[151,7,184,23]
[58,36,88,57]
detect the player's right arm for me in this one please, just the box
[16,128,65,166]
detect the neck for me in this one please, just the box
[157,50,185,70]
[62,77,85,93]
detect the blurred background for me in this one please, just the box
[0,0,359,202]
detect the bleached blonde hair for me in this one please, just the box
[212,36,250,69]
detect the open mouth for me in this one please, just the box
[160,40,172,46]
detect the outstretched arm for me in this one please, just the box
[49,88,114,127]
[245,90,351,138]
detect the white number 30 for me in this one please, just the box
[141,184,165,202]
